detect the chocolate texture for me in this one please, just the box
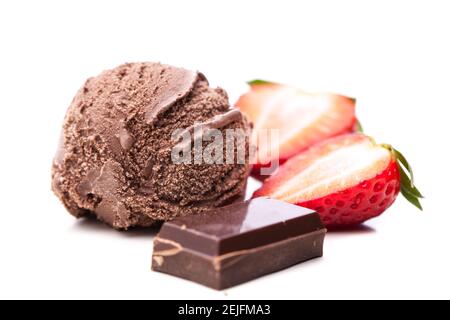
[152,198,326,289]
[52,62,251,229]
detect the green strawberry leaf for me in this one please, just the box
[247,79,277,86]
[393,148,416,187]
[401,187,423,210]
[382,144,423,210]
[398,165,424,199]
[355,119,364,133]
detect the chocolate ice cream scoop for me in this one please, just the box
[52,62,251,229]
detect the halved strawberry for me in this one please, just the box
[235,80,357,172]
[253,133,423,227]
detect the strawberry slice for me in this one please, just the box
[253,133,423,227]
[235,80,356,172]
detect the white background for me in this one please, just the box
[0,0,448,299]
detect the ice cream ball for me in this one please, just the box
[52,62,251,229]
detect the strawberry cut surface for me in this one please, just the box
[236,80,356,169]
[254,133,421,227]
[299,160,400,226]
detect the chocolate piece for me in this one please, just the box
[51,62,251,229]
[152,198,326,290]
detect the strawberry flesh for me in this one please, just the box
[236,81,356,170]
[300,160,400,226]
[254,134,402,226]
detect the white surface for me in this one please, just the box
[0,0,448,300]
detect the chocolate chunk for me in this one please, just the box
[152,198,326,290]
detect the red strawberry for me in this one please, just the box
[253,133,423,227]
[235,80,357,172]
